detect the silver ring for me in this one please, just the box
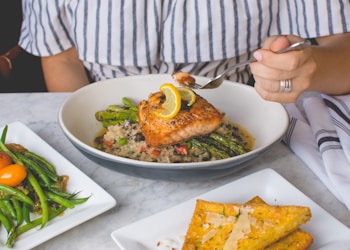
[279,79,292,93]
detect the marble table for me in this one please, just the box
[1,92,349,249]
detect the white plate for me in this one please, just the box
[59,74,289,181]
[111,168,350,250]
[0,122,116,250]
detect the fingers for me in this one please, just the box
[253,63,316,103]
[254,79,301,103]
[262,35,302,51]
[250,36,315,103]
[263,36,291,51]
[253,46,311,73]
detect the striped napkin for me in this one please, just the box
[283,93,350,210]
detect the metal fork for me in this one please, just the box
[184,39,312,89]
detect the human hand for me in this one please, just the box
[250,35,315,103]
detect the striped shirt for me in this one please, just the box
[19,0,350,83]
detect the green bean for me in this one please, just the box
[0,200,12,220]
[1,124,90,247]
[1,125,8,143]
[48,187,73,198]
[6,206,67,248]
[27,172,49,228]
[12,198,23,226]
[22,203,31,224]
[24,151,57,174]
[69,196,90,205]
[46,191,75,209]
[0,184,34,206]
[1,199,16,220]
[0,140,23,165]
[16,154,53,187]
[0,210,12,232]
[47,188,89,206]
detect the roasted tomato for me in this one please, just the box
[0,152,12,169]
[0,164,27,187]
[175,145,189,155]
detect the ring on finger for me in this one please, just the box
[279,79,292,93]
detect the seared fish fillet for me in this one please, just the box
[172,71,196,86]
[138,92,224,147]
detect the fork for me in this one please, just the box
[184,39,312,89]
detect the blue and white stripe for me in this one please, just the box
[19,0,350,82]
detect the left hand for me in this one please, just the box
[250,35,315,103]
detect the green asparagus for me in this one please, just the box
[209,132,249,155]
[95,97,139,128]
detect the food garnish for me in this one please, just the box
[153,83,182,119]
[178,87,196,106]
[0,125,89,248]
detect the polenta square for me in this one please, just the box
[182,198,311,250]
[246,196,313,250]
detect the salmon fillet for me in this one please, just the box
[138,91,224,147]
[172,71,196,86]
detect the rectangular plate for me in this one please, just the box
[111,168,350,250]
[0,122,116,249]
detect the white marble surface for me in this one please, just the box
[1,92,350,249]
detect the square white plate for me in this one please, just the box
[0,122,116,249]
[111,168,350,250]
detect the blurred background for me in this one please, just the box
[0,0,46,92]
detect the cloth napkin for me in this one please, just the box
[283,93,350,210]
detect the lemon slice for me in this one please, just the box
[155,83,182,119]
[178,87,196,106]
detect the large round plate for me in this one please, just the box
[58,74,289,181]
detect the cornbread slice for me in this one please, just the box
[182,198,312,250]
[265,229,313,250]
[246,196,313,250]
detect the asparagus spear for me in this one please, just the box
[209,132,249,155]
[191,139,230,160]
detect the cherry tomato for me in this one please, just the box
[0,152,12,169]
[175,145,189,155]
[103,140,113,148]
[151,149,161,156]
[0,164,27,187]
[140,146,147,153]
